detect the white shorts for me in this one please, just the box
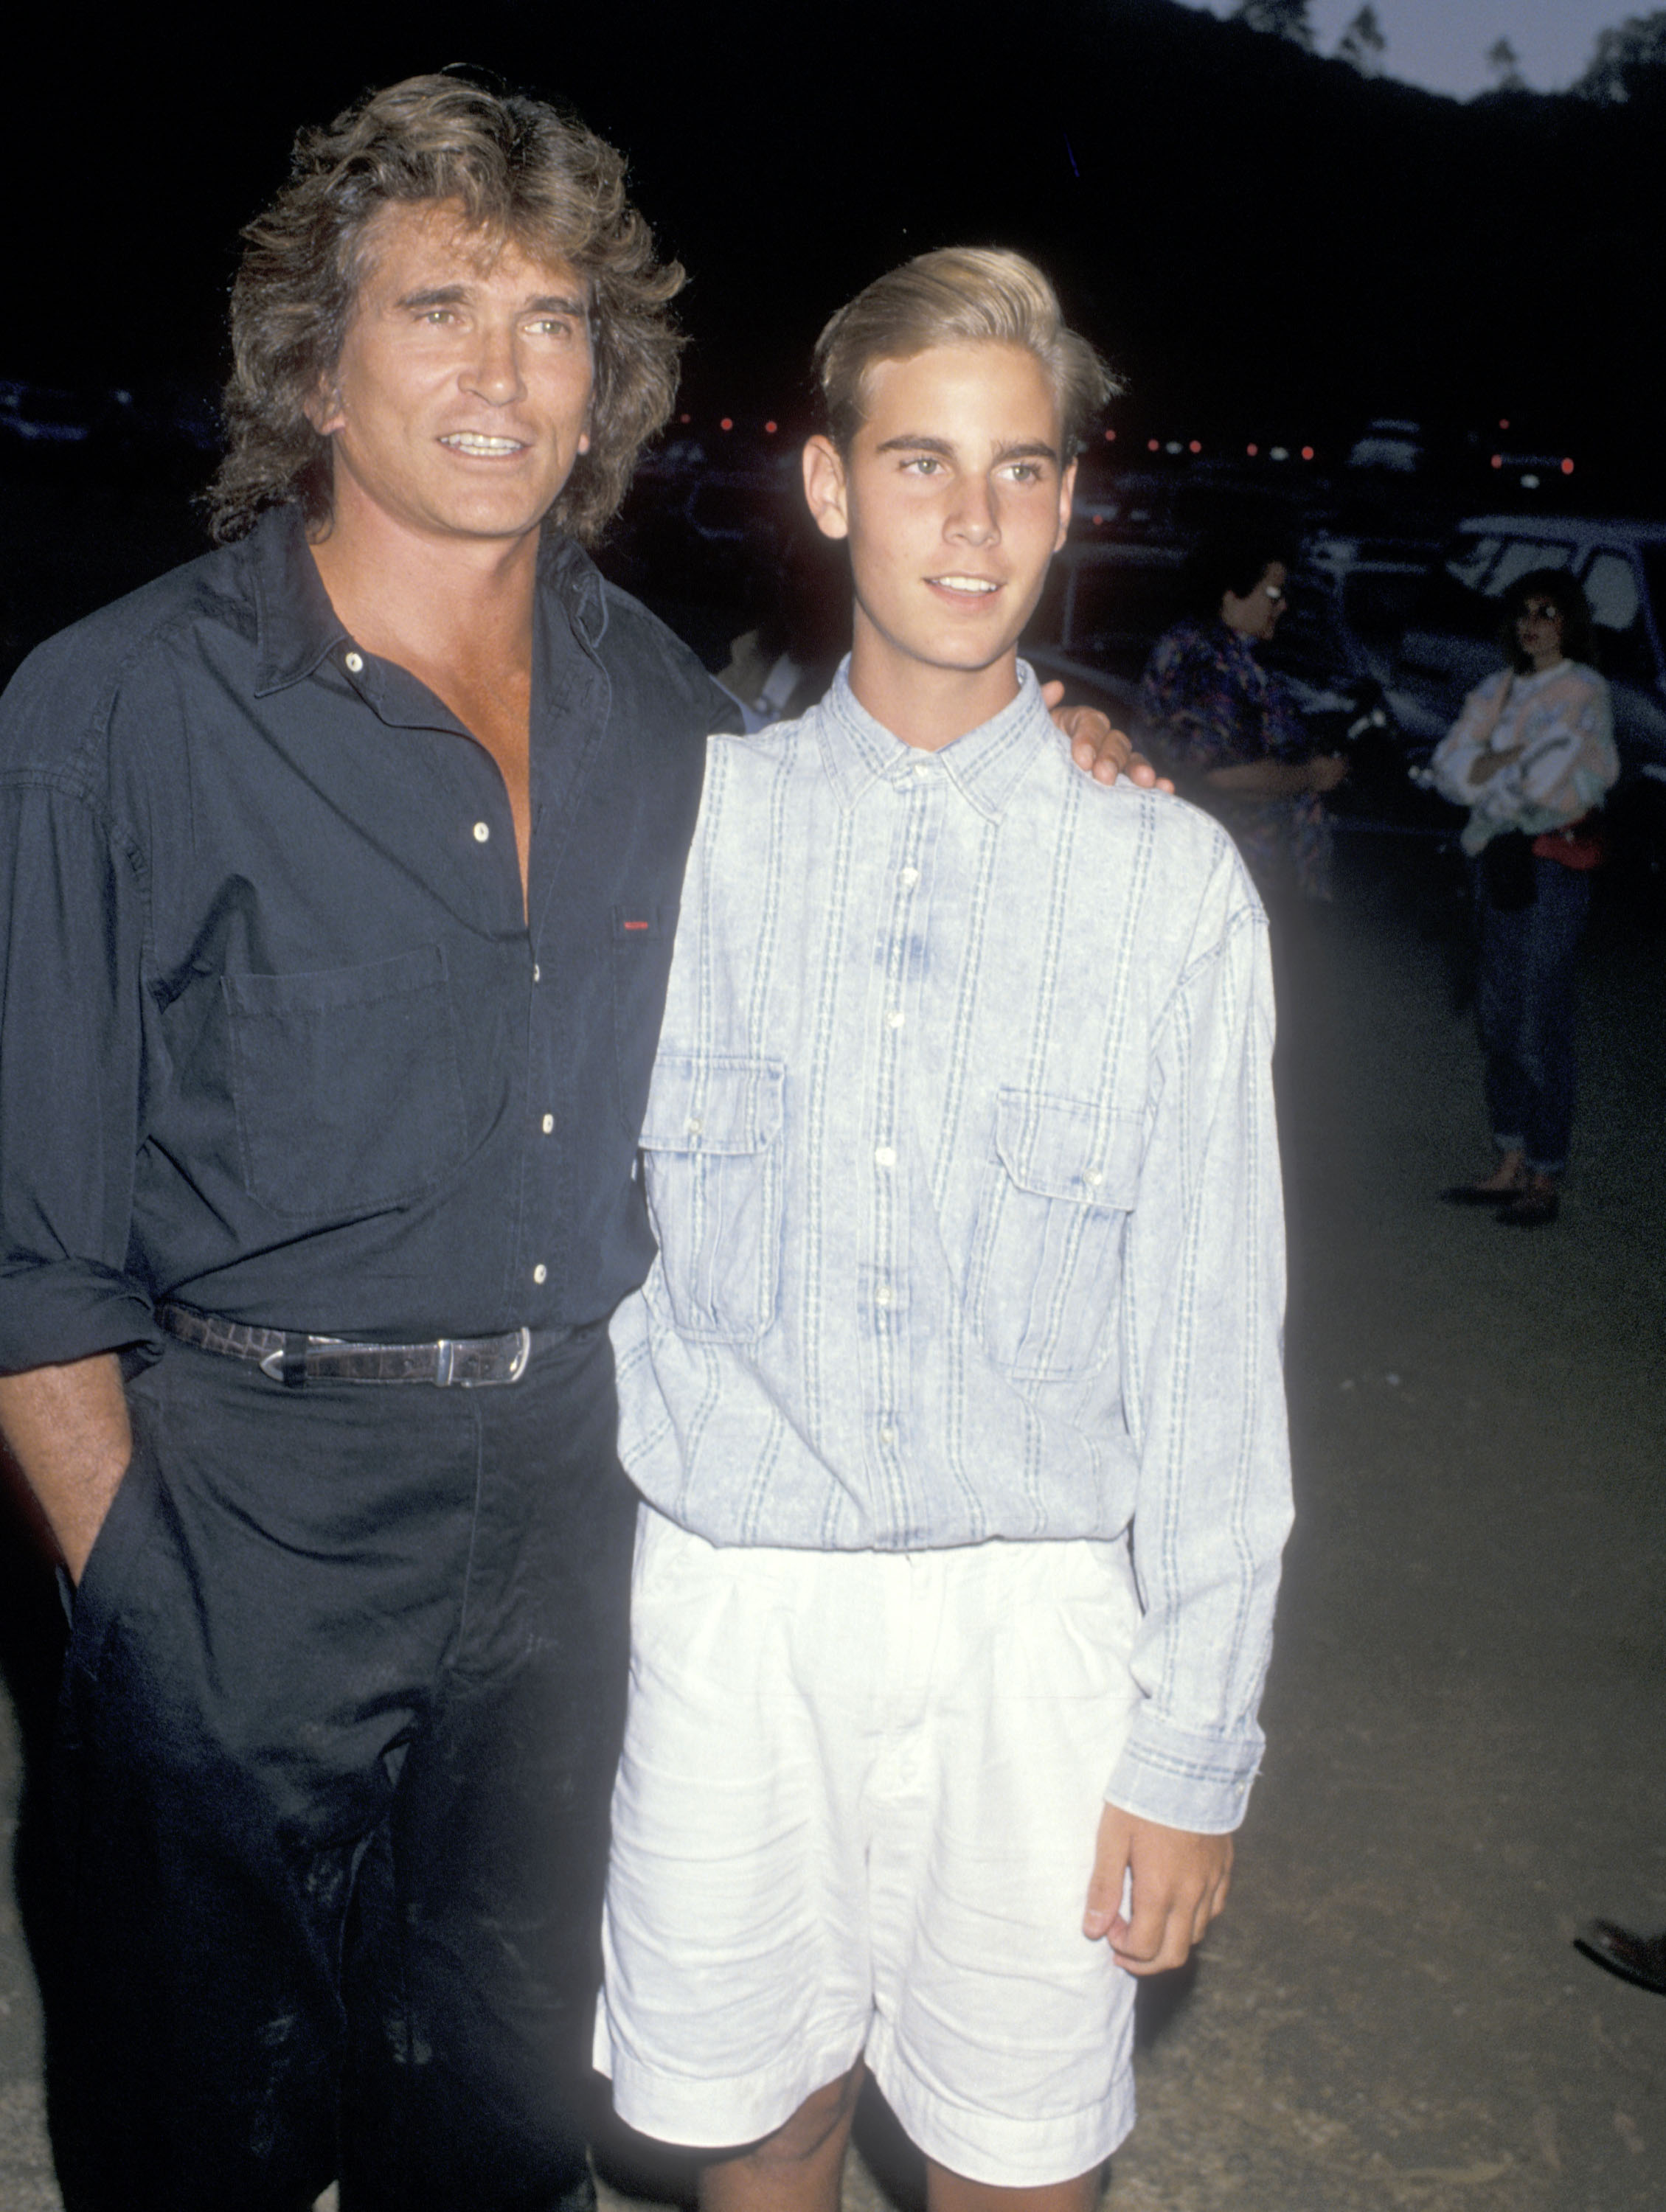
[594,1509,1145,2186]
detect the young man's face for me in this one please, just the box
[804,341,1075,734]
[310,198,594,550]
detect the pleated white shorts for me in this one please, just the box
[594,1507,1146,2186]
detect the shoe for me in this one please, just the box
[1496,1188,1559,1227]
[1440,1181,1521,1206]
[1575,1921,1666,1995]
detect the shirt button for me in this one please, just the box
[879,1425,898,1445]
[874,1145,896,1167]
[473,821,490,844]
[532,1263,547,1285]
[1085,1168,1103,1187]
[912,760,931,780]
[875,1284,895,1307]
[886,1009,905,1030]
[532,963,541,983]
[343,650,364,674]
[899,866,919,888]
[541,1113,555,1134]
[686,1116,703,1135]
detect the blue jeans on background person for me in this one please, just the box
[1475,856,1592,1178]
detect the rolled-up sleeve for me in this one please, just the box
[1108,852,1293,1833]
[0,771,163,1372]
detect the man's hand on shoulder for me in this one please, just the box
[1038,680,1175,792]
[1083,1801,1233,1975]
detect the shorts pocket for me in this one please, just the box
[225,945,467,1219]
[966,1091,1142,1382]
[639,1054,785,1343]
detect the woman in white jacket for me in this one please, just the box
[1431,568,1619,1227]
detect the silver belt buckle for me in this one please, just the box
[439,1327,531,1387]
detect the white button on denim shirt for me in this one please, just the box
[611,661,1293,1832]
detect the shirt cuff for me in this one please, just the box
[1106,1708,1265,1835]
[0,1262,164,1377]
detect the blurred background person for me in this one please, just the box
[1429,570,1619,1228]
[1141,526,1348,909]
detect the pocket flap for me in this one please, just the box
[641,1054,785,1155]
[992,1091,1141,1206]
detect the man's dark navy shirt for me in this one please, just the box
[0,504,732,1371]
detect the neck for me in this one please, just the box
[307,493,543,678]
[846,625,1022,753]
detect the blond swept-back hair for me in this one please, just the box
[813,247,1120,459]
[209,74,684,546]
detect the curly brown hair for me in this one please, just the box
[207,74,685,546]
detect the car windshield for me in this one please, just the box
[1408,534,1572,644]
[1025,556,1188,680]
[1578,549,1658,689]
[1639,552,1666,691]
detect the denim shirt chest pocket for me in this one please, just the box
[639,1054,785,1343]
[967,1089,1143,1381]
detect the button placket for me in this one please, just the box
[867,776,931,1517]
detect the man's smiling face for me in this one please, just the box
[310,197,594,550]
[804,340,1075,740]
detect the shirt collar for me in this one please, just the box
[249,504,609,698]
[250,505,350,696]
[815,658,1055,822]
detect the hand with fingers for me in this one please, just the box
[1039,678,1176,791]
[1083,1802,1234,1975]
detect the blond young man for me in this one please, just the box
[596,251,1294,2211]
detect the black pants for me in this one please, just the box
[46,1324,635,2212]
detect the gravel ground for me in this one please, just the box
[4,836,1663,2209]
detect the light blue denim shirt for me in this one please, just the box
[611,661,1294,1830]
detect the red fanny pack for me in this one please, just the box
[1532,815,1606,871]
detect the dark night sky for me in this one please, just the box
[6,1,1662,463]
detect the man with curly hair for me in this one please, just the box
[0,74,1144,2210]
[0,73,726,2212]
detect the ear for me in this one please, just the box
[1055,457,1077,553]
[802,435,850,541]
[305,380,346,439]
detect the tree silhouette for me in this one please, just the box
[1232,0,1316,52]
[1336,4,1386,75]
[1577,10,1666,101]
[1485,36,1527,91]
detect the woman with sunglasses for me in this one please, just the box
[1429,568,1619,1227]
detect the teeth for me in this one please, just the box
[931,576,999,594]
[441,433,523,455]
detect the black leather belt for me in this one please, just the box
[158,1303,535,1388]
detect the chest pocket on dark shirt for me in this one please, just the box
[223,945,467,1220]
[966,1091,1142,1382]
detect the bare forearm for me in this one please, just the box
[1467,743,1523,787]
[0,1354,132,1581]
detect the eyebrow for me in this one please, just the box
[873,433,1060,465]
[394,284,589,317]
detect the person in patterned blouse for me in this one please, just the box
[1139,530,1347,901]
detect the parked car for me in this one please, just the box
[1392,514,1666,905]
[1392,515,1666,754]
